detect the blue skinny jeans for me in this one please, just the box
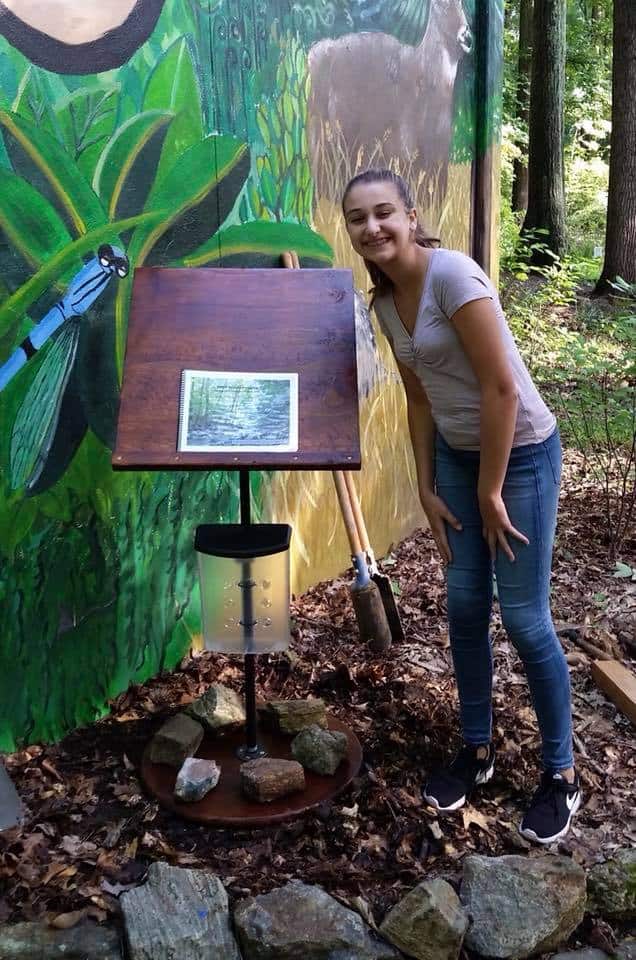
[434,427,574,771]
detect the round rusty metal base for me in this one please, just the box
[141,717,363,827]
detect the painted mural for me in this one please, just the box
[0,0,502,749]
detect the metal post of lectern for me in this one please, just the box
[236,468,266,761]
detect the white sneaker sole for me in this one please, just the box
[423,762,495,813]
[518,791,582,845]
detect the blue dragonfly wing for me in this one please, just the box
[10,321,80,491]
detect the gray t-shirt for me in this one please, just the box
[373,248,556,451]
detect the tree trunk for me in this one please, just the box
[522,0,567,261]
[512,0,533,213]
[595,0,636,292]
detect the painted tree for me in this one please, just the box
[596,0,636,291]
[512,0,533,212]
[522,0,567,260]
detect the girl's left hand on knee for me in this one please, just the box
[478,492,529,562]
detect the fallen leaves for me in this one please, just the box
[0,450,633,934]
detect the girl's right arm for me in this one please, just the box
[396,359,462,563]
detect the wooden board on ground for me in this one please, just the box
[591,659,636,725]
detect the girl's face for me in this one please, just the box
[343,181,416,265]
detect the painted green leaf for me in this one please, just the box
[135,135,250,265]
[0,110,107,237]
[142,37,204,181]
[260,167,278,211]
[247,181,263,217]
[54,85,120,180]
[282,91,295,132]
[269,149,281,182]
[181,220,333,267]
[256,106,269,146]
[0,168,75,273]
[12,66,66,142]
[112,136,249,377]
[283,131,294,166]
[92,110,174,219]
[280,173,296,218]
[271,106,282,141]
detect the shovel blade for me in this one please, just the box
[372,571,405,643]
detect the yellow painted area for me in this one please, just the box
[264,162,473,594]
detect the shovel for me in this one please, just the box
[280,250,392,654]
[332,471,392,654]
[343,471,405,643]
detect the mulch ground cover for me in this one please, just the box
[1,451,634,956]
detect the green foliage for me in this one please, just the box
[503,0,612,262]
[565,156,608,260]
[242,35,313,225]
[501,263,635,562]
[0,21,335,748]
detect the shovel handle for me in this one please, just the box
[343,471,371,554]
[333,470,363,556]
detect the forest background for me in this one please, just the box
[500,0,634,571]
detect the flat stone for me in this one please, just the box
[233,880,401,958]
[0,920,122,958]
[147,714,204,767]
[262,698,327,734]
[379,878,468,960]
[291,724,348,775]
[240,757,305,802]
[174,758,220,802]
[460,854,586,958]
[587,848,636,921]
[185,684,245,733]
[120,861,241,960]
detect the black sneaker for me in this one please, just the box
[519,771,582,845]
[422,743,495,812]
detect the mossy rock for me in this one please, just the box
[587,848,636,921]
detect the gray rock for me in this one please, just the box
[147,713,204,767]
[240,757,305,802]
[291,724,348,775]
[551,950,610,960]
[587,848,636,921]
[460,854,586,958]
[120,861,241,960]
[262,698,328,733]
[185,684,245,732]
[174,757,220,802]
[379,878,468,960]
[0,920,122,958]
[616,939,636,960]
[233,880,401,959]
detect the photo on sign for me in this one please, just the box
[178,370,299,452]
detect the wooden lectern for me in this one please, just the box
[113,266,360,471]
[112,266,363,826]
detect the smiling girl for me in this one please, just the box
[342,168,581,845]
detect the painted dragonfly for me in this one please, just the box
[0,244,129,493]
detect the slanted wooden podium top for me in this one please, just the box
[112,267,360,470]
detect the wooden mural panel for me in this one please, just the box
[113,266,360,470]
